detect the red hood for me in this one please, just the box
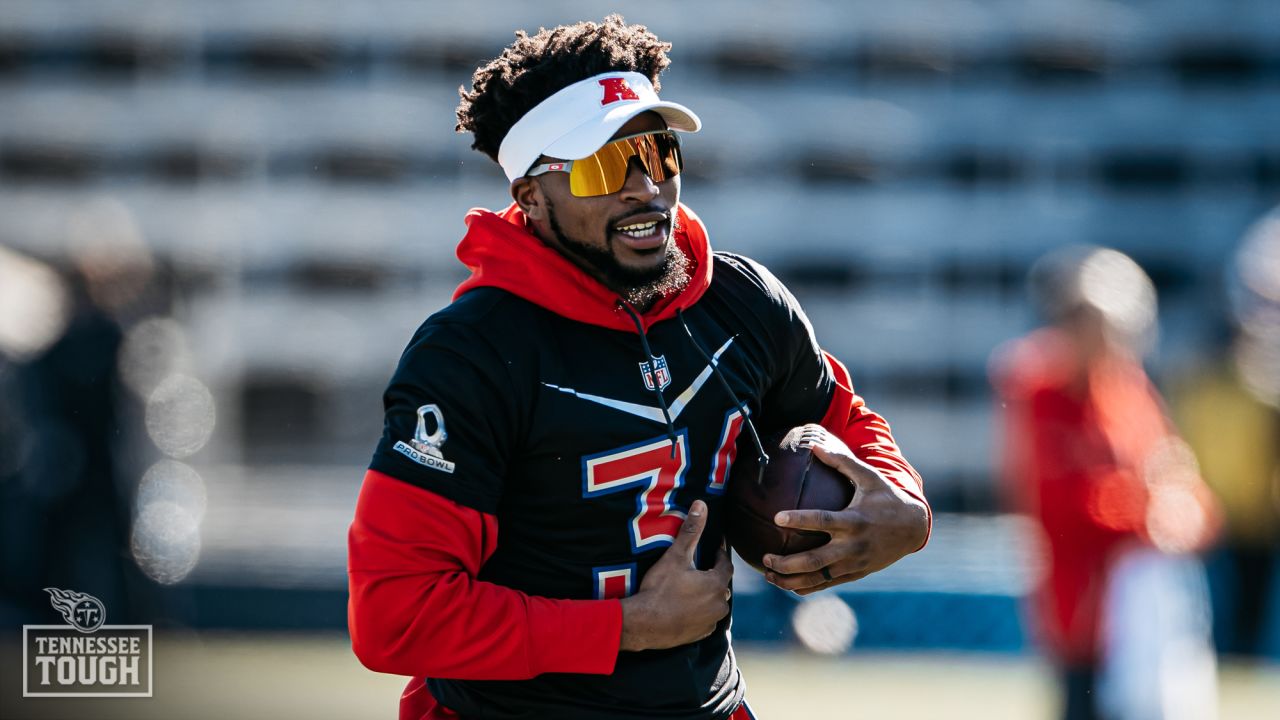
[453,202,713,333]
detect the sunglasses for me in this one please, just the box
[526,130,683,197]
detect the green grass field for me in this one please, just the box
[3,633,1277,719]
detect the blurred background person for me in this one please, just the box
[1172,207,1280,661]
[990,246,1223,720]
[0,216,162,627]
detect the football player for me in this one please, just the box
[348,16,929,719]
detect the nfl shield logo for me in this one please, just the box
[639,356,672,391]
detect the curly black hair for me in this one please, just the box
[456,15,672,163]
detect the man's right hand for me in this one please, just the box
[618,500,733,652]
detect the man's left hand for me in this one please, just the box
[761,426,928,595]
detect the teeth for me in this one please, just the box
[615,220,660,238]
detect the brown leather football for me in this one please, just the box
[724,425,855,573]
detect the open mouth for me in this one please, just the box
[615,219,662,239]
[612,213,670,250]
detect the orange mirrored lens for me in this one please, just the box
[568,132,682,197]
[569,139,633,197]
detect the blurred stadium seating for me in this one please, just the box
[2,0,1279,669]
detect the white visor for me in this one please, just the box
[497,71,701,182]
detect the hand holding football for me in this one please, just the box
[724,425,855,573]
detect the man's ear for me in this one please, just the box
[511,177,545,221]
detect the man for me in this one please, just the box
[348,16,929,720]
[990,247,1220,720]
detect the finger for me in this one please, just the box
[764,569,827,592]
[776,508,864,534]
[762,543,846,576]
[793,423,830,449]
[794,568,871,595]
[765,539,870,575]
[708,545,734,585]
[712,544,733,572]
[672,499,707,564]
[810,443,884,492]
[792,575,835,596]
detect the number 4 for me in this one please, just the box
[707,408,747,495]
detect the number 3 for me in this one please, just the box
[583,431,691,552]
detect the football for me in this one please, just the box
[724,425,855,573]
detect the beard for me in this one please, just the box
[546,198,691,308]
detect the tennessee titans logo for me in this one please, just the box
[44,588,105,634]
[639,356,672,391]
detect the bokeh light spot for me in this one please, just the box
[0,246,70,361]
[792,594,858,655]
[137,459,207,522]
[131,500,201,585]
[120,316,192,400]
[146,374,216,458]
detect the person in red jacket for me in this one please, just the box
[348,16,930,720]
[990,246,1220,720]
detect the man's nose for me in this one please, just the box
[618,159,660,201]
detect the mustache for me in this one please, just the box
[608,205,672,227]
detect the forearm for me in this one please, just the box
[819,351,931,545]
[348,469,622,679]
[349,568,621,679]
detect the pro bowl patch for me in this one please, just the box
[393,440,456,474]
[394,404,456,474]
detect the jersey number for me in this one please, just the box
[584,411,747,598]
[583,431,690,553]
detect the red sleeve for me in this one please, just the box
[347,469,623,679]
[818,351,931,549]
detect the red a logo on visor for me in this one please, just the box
[599,77,640,106]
